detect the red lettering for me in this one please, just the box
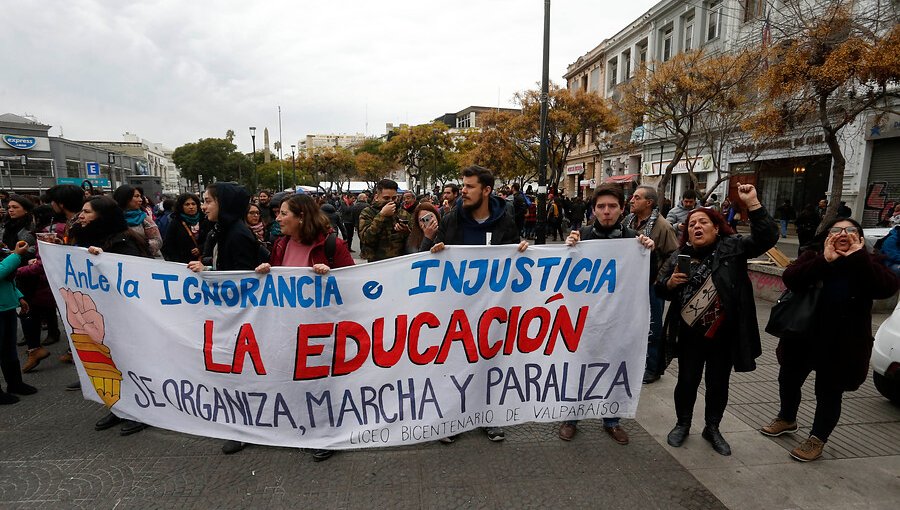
[203,320,232,373]
[408,312,440,365]
[231,323,267,375]
[477,307,506,360]
[332,321,371,376]
[294,323,333,380]
[544,306,589,354]
[517,307,551,353]
[436,309,478,363]
[373,316,407,368]
[503,306,521,355]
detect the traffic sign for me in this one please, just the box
[86,162,100,176]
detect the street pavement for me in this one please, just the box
[1,235,898,509]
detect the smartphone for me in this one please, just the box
[397,218,409,225]
[677,254,692,275]
[420,214,434,224]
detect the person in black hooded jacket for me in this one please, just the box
[188,183,259,272]
[187,183,261,455]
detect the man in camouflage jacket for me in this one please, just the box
[358,178,412,262]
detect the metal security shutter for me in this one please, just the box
[863,138,900,227]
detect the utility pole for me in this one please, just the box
[536,0,551,245]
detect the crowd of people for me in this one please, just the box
[1,166,898,465]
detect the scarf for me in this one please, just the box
[180,212,201,225]
[678,245,725,339]
[590,221,624,239]
[124,209,147,227]
[624,209,658,238]
[249,221,266,243]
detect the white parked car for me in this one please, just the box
[873,298,900,404]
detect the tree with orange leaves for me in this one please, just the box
[619,48,762,200]
[473,84,618,191]
[751,0,900,230]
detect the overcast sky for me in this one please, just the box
[3,0,656,154]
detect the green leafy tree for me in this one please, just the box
[172,137,240,187]
[381,122,456,191]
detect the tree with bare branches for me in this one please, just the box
[751,0,900,230]
[619,48,763,199]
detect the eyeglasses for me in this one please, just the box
[828,226,859,235]
[247,211,260,216]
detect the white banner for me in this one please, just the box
[40,240,649,449]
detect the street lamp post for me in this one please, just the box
[536,0,551,245]
[290,144,296,189]
[249,126,257,191]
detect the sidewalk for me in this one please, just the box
[637,303,900,510]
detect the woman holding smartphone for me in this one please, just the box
[656,184,778,456]
[408,202,441,253]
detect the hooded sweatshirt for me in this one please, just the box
[207,183,260,271]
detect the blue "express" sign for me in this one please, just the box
[2,135,37,150]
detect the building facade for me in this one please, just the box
[562,0,890,224]
[1,113,184,196]
[298,133,367,156]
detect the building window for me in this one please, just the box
[456,115,471,129]
[608,57,618,88]
[637,39,648,66]
[661,27,673,61]
[684,13,695,50]
[581,75,588,91]
[743,0,764,22]
[66,160,80,178]
[707,1,722,41]
[623,50,632,80]
[589,67,600,92]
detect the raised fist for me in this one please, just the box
[60,288,105,344]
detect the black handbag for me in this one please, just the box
[765,282,822,338]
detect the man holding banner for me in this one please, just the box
[558,184,655,445]
[425,165,528,443]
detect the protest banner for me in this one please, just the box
[40,239,649,449]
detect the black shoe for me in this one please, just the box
[0,390,20,405]
[95,412,122,431]
[312,449,334,462]
[65,380,81,391]
[222,440,246,454]
[7,383,37,395]
[642,371,661,384]
[667,423,690,447]
[702,425,732,456]
[120,420,148,436]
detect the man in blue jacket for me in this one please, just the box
[421,165,527,443]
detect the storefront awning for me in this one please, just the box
[604,173,639,184]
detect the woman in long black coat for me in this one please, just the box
[656,183,778,457]
[760,217,898,461]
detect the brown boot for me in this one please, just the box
[790,435,825,462]
[23,347,51,373]
[59,351,73,364]
[760,417,798,437]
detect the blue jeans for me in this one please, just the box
[646,285,665,375]
[780,220,788,237]
[565,418,619,427]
